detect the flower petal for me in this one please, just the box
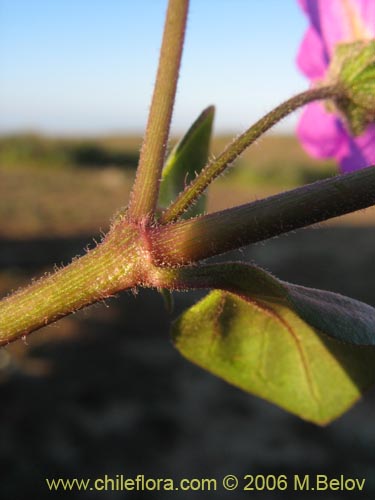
[296,27,328,80]
[299,0,373,57]
[339,124,375,172]
[349,0,375,37]
[297,102,347,159]
[320,0,361,54]
[298,0,322,35]
[296,0,375,173]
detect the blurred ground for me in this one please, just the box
[1,134,375,499]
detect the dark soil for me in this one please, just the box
[1,226,375,499]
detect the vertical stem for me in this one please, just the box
[128,0,189,223]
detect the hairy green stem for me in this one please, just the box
[0,223,141,344]
[128,0,189,223]
[153,166,375,265]
[160,85,340,223]
[3,165,375,344]
[152,261,284,297]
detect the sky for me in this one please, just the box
[0,0,309,136]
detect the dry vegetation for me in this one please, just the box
[1,133,374,240]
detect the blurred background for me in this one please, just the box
[1,1,375,498]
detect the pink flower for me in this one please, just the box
[297,0,375,172]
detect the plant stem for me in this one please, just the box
[153,165,375,265]
[160,85,340,223]
[0,223,140,344]
[128,0,189,223]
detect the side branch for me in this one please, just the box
[153,166,375,265]
[160,85,340,223]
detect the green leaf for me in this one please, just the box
[159,288,174,314]
[159,106,215,219]
[172,263,375,424]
